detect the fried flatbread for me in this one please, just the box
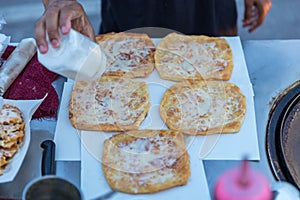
[69,76,150,131]
[102,130,190,194]
[95,32,155,78]
[155,33,233,81]
[160,81,246,135]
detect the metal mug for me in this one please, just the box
[22,140,82,200]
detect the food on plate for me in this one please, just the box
[102,130,190,194]
[160,81,246,135]
[155,33,233,81]
[95,32,155,78]
[0,104,25,175]
[69,76,150,131]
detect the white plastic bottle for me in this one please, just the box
[37,29,107,81]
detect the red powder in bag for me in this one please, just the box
[1,46,59,119]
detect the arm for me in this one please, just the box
[35,0,94,53]
[243,0,272,32]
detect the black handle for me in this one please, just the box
[41,140,56,176]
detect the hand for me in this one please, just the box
[35,0,95,53]
[243,0,272,32]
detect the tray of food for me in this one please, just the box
[0,97,44,183]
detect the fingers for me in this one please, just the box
[59,5,76,35]
[255,0,272,26]
[80,19,95,40]
[35,1,93,53]
[60,3,95,40]
[35,18,48,54]
[243,6,258,25]
[45,5,61,48]
[35,2,62,53]
[243,6,259,32]
[85,25,95,41]
[243,0,254,22]
[243,0,259,32]
[243,0,272,32]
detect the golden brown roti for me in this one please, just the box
[0,104,25,175]
[102,130,190,194]
[69,76,150,131]
[160,81,246,135]
[155,33,233,81]
[95,32,155,78]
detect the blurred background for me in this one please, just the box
[1,0,300,42]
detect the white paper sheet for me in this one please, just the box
[80,130,211,200]
[54,36,259,161]
[139,37,259,160]
[0,96,45,183]
[54,82,81,161]
[137,70,259,160]
[54,36,258,199]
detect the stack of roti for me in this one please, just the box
[0,104,25,175]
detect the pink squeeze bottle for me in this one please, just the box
[214,159,272,200]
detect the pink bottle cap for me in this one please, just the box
[214,159,272,200]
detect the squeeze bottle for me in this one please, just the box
[214,159,272,200]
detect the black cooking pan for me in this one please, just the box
[278,93,300,189]
[266,82,300,190]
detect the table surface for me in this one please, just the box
[1,39,300,199]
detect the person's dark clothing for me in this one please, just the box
[100,0,237,36]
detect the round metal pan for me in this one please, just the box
[279,93,300,189]
[266,81,300,190]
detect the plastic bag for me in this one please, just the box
[0,16,6,30]
[0,16,11,66]
[37,29,106,81]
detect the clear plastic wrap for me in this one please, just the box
[37,29,107,81]
[0,38,36,96]
[0,16,11,65]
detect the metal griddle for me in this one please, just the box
[266,81,300,190]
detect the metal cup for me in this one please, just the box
[22,140,82,200]
[22,175,82,200]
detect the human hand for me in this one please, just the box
[243,0,272,32]
[35,0,95,53]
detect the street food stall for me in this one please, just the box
[0,31,299,199]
